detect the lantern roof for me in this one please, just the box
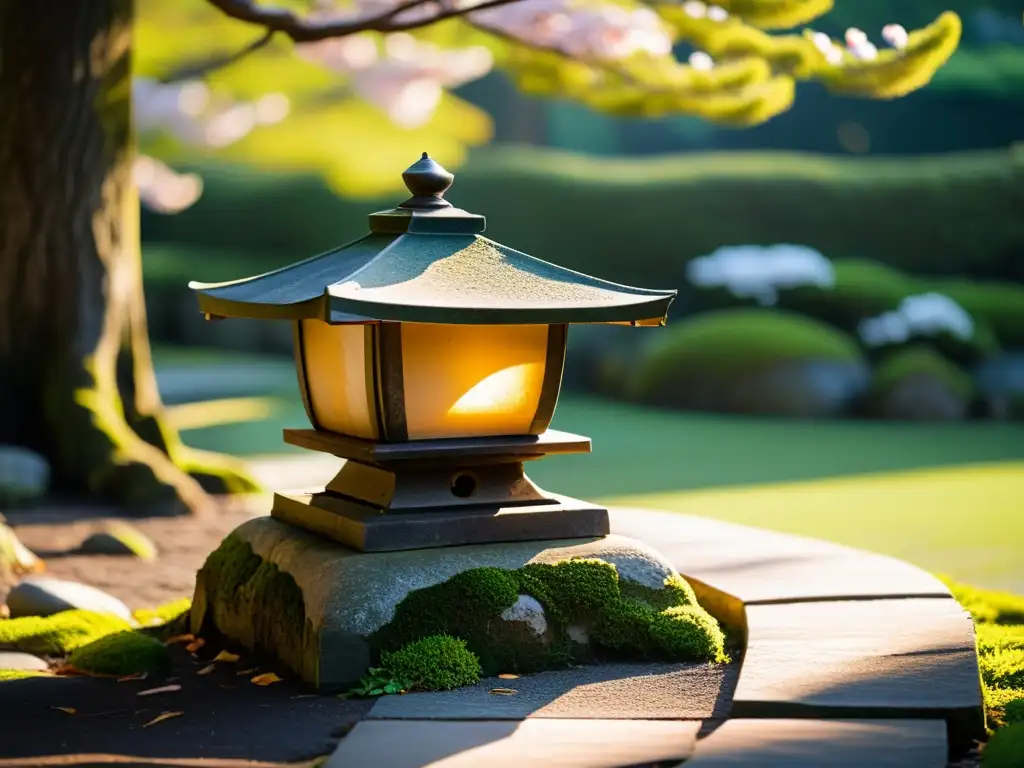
[189,153,676,326]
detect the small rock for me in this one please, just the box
[80,524,157,561]
[0,651,49,672]
[0,445,50,504]
[6,577,133,622]
[499,595,547,638]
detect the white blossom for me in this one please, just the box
[686,244,835,306]
[682,1,706,19]
[706,5,728,22]
[858,293,975,348]
[882,23,909,50]
[134,155,203,214]
[844,27,878,60]
[688,51,714,71]
[809,31,844,65]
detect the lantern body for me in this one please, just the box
[295,319,566,442]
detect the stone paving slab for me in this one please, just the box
[368,662,738,721]
[732,598,984,751]
[609,508,951,613]
[682,719,948,767]
[327,719,701,768]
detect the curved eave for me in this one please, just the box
[324,291,676,325]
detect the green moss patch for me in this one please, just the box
[372,558,726,678]
[0,611,131,656]
[948,580,1024,732]
[982,722,1024,767]
[69,631,172,678]
[381,635,482,692]
[194,535,311,679]
[134,598,192,629]
[0,669,49,682]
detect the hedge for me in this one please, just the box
[142,144,1024,291]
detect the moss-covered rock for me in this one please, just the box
[982,721,1024,767]
[69,630,172,677]
[0,669,48,681]
[0,610,131,656]
[133,598,192,629]
[372,558,726,678]
[634,309,868,417]
[192,534,314,682]
[381,635,482,691]
[864,346,973,421]
[80,524,157,561]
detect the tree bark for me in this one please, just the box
[0,0,257,513]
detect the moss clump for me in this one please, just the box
[982,722,1024,767]
[69,631,172,677]
[0,611,131,656]
[194,535,310,679]
[381,635,482,691]
[373,558,726,678]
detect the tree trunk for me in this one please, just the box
[0,0,257,513]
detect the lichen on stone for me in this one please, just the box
[193,534,313,679]
[372,557,727,678]
[69,630,172,677]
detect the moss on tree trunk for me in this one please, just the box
[0,0,257,512]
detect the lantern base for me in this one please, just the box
[271,427,608,552]
[271,491,608,553]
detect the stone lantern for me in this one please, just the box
[191,153,676,553]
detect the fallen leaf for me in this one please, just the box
[197,664,216,676]
[250,673,282,686]
[51,707,76,715]
[142,711,183,727]
[137,684,182,697]
[290,694,317,699]
[117,672,148,683]
[236,668,257,676]
[185,638,206,654]
[489,688,517,695]
[497,674,520,680]
[213,650,240,663]
[165,634,195,646]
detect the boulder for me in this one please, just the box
[7,577,133,623]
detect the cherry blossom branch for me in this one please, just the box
[204,0,529,41]
[162,30,275,83]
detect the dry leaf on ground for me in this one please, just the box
[197,664,217,676]
[165,634,195,646]
[142,711,184,727]
[51,707,76,715]
[185,638,206,653]
[489,688,517,695]
[250,673,282,686]
[497,674,520,680]
[213,650,240,663]
[117,672,147,682]
[236,668,257,676]
[137,684,182,696]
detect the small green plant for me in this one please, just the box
[341,667,413,698]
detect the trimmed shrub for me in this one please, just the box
[864,346,973,421]
[634,308,868,416]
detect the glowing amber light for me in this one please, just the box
[401,323,549,439]
[296,319,557,441]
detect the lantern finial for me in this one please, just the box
[400,152,455,210]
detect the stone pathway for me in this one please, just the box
[3,496,984,767]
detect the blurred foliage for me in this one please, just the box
[134,0,963,196]
[140,144,1024,288]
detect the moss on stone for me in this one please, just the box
[982,722,1024,768]
[0,610,131,656]
[134,598,191,628]
[194,535,312,681]
[0,669,48,681]
[381,635,482,691]
[373,558,726,678]
[69,630,172,677]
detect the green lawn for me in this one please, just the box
[180,393,1024,499]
